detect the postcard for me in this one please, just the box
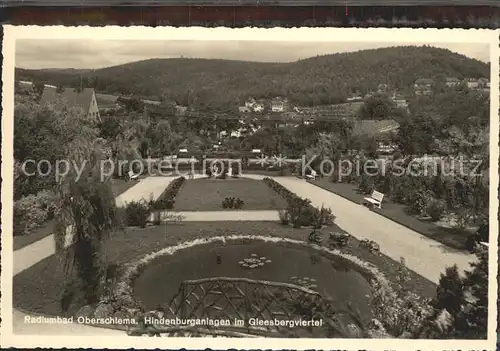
[1,25,498,349]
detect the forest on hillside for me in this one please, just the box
[16,45,489,110]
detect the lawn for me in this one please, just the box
[13,221,437,318]
[310,178,472,251]
[13,178,139,251]
[174,178,288,211]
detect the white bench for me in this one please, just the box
[305,170,318,180]
[128,170,139,181]
[363,190,384,209]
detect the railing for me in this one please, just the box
[129,277,340,337]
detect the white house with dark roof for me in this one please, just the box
[40,86,101,122]
[445,77,461,87]
[414,78,434,95]
[464,78,479,89]
[271,97,287,112]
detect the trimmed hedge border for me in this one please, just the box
[152,176,185,210]
[263,177,334,227]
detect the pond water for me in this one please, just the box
[134,241,373,321]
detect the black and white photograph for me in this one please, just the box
[1,26,498,349]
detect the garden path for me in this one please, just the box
[244,174,476,284]
[166,210,280,221]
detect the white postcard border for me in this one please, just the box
[1,25,499,350]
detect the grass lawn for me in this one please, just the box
[13,178,139,251]
[13,221,437,318]
[310,178,472,251]
[174,178,288,211]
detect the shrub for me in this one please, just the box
[125,200,151,228]
[308,229,323,245]
[406,189,431,216]
[232,166,240,178]
[264,177,334,228]
[234,198,244,209]
[13,194,48,236]
[358,174,375,195]
[36,189,59,220]
[426,199,447,222]
[222,197,244,209]
[319,205,335,227]
[278,209,289,225]
[153,176,185,210]
[152,211,161,226]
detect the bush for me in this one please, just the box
[13,194,49,236]
[36,189,59,220]
[308,229,323,245]
[264,177,334,228]
[426,199,447,222]
[278,209,289,225]
[153,176,185,210]
[125,200,151,228]
[406,189,431,216]
[358,174,375,195]
[318,205,336,227]
[222,197,244,209]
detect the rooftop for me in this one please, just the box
[40,86,95,111]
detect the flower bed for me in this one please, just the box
[152,176,185,210]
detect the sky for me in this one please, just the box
[15,39,490,69]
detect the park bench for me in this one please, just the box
[128,170,139,181]
[305,170,318,180]
[363,190,384,209]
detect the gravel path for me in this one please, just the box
[245,174,476,284]
[168,210,280,221]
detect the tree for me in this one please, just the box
[98,115,122,140]
[459,247,488,338]
[358,94,395,120]
[394,110,442,156]
[33,81,45,98]
[415,247,488,339]
[154,120,177,156]
[14,98,92,197]
[433,265,465,316]
[40,99,122,310]
[55,148,120,308]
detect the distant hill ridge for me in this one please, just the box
[16,46,489,107]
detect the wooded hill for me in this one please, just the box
[16,45,489,109]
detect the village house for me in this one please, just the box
[346,95,363,102]
[238,106,251,113]
[40,86,101,122]
[377,84,389,94]
[444,77,461,87]
[245,98,257,109]
[253,102,265,112]
[414,78,434,96]
[271,97,287,113]
[240,98,265,113]
[478,77,490,87]
[464,78,479,89]
[414,78,434,88]
[392,94,408,109]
